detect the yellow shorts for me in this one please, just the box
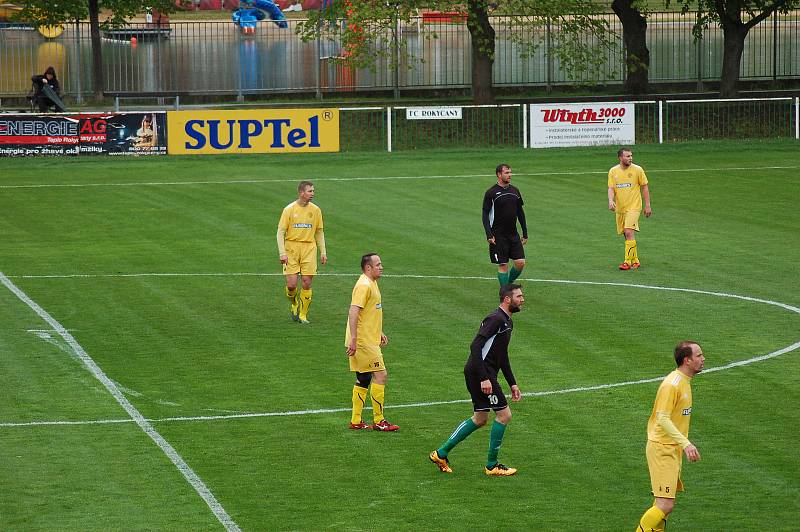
[646,440,684,499]
[348,343,386,373]
[616,210,641,234]
[283,240,317,276]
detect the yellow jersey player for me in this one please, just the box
[608,148,652,270]
[277,180,326,324]
[637,341,705,532]
[346,253,399,432]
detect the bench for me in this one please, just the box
[104,91,182,111]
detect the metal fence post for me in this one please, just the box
[387,106,393,152]
[236,26,244,102]
[315,19,322,100]
[658,100,664,143]
[74,20,83,105]
[393,12,400,100]
[795,97,799,140]
[522,104,528,148]
[546,18,552,94]
[696,17,704,92]
[772,12,778,82]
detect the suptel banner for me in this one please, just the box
[0,112,168,157]
[529,103,635,148]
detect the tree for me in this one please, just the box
[676,0,796,97]
[16,0,176,100]
[298,0,617,104]
[612,0,650,93]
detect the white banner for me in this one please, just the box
[406,106,463,120]
[529,103,635,148]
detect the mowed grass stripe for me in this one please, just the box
[0,164,798,189]
[0,273,242,532]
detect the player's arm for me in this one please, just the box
[655,412,700,461]
[315,228,327,264]
[482,193,494,243]
[277,227,288,263]
[499,355,521,401]
[642,184,652,217]
[346,304,362,355]
[517,204,528,244]
[607,186,616,211]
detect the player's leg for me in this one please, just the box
[484,387,516,476]
[507,235,526,282]
[616,212,631,269]
[349,371,371,429]
[638,442,678,530]
[637,498,673,532]
[296,244,318,323]
[509,259,525,283]
[624,211,641,268]
[369,368,398,431]
[297,275,314,323]
[283,242,301,319]
[491,238,511,286]
[431,374,488,472]
[284,273,300,320]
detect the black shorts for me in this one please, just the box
[489,234,525,264]
[464,372,508,412]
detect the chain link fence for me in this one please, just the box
[2,12,800,98]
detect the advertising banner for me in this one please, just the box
[79,112,168,155]
[529,103,635,148]
[0,112,168,156]
[167,109,339,155]
[0,114,80,156]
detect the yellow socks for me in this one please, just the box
[370,383,385,423]
[637,504,666,531]
[285,286,297,304]
[351,385,368,424]
[298,288,312,320]
[625,239,638,264]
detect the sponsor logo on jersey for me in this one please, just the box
[616,183,633,188]
[293,223,312,228]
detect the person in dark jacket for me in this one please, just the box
[31,66,61,112]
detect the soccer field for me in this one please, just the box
[1,140,798,531]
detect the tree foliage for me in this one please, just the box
[671,0,797,96]
[297,0,618,102]
[15,0,176,28]
[16,0,177,98]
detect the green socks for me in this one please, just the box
[508,265,523,283]
[438,418,480,457]
[487,420,507,468]
[497,270,510,286]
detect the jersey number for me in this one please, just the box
[488,394,499,405]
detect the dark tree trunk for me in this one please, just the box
[466,1,495,104]
[88,0,104,100]
[719,22,748,98]
[612,0,650,94]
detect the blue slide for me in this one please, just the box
[233,0,288,32]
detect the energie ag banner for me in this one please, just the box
[529,103,635,148]
[0,113,168,156]
[167,109,339,155]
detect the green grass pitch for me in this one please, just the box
[1,139,798,530]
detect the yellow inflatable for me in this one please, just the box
[0,3,64,38]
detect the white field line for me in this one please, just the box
[0,272,241,532]
[1,274,797,430]
[0,165,798,189]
